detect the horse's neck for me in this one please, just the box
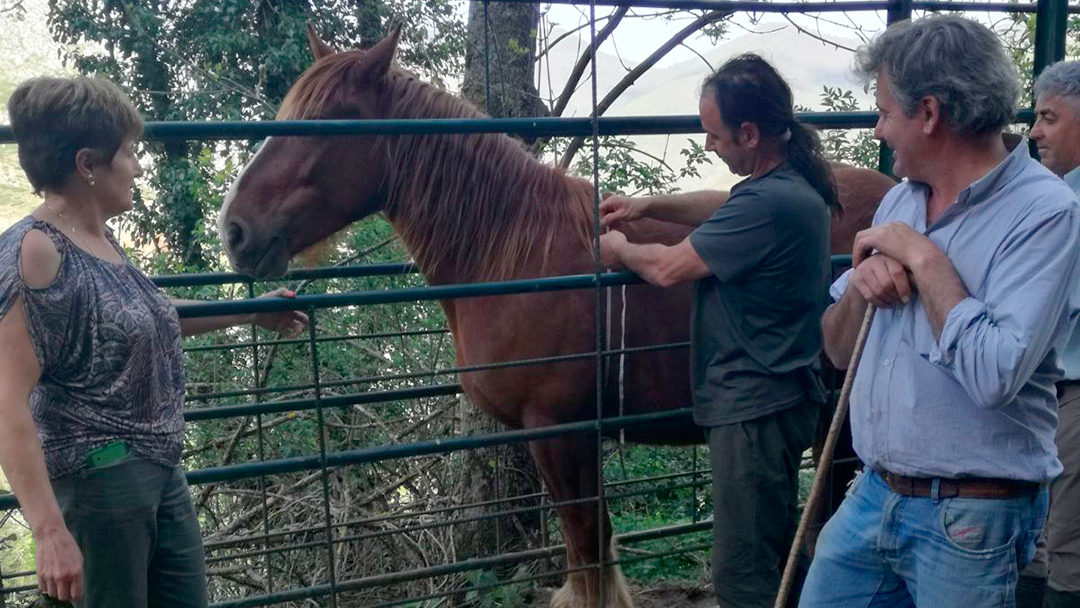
[384,88,595,284]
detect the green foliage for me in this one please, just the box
[568,136,713,196]
[461,568,537,607]
[810,86,879,169]
[604,444,711,584]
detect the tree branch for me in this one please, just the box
[558,9,732,168]
[551,6,629,119]
[781,15,858,52]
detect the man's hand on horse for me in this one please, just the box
[850,253,913,308]
[852,221,939,270]
[598,230,628,269]
[599,193,645,228]
[253,287,310,338]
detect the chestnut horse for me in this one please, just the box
[218,28,895,608]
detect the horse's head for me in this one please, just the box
[219,26,400,278]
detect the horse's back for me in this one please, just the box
[832,164,897,255]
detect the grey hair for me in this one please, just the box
[856,14,1019,135]
[1035,61,1080,116]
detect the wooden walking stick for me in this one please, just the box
[774,304,877,608]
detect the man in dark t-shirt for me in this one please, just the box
[599,54,835,608]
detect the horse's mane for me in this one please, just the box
[278,52,595,281]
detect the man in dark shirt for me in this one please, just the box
[599,54,836,608]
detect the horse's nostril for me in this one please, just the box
[227,221,246,252]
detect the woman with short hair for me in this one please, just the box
[0,75,308,607]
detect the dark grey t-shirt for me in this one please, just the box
[0,217,186,478]
[688,163,830,426]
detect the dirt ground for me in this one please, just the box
[525,583,715,608]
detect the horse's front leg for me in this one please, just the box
[529,432,634,608]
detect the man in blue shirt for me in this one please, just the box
[1022,59,1080,608]
[800,16,1080,607]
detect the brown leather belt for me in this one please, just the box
[880,471,1041,499]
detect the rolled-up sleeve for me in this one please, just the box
[830,269,852,303]
[928,207,1080,409]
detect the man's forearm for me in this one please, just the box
[644,191,729,226]
[822,285,870,369]
[617,242,685,287]
[909,250,968,339]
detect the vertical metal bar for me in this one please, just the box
[307,308,338,607]
[0,549,6,608]
[1031,0,1067,158]
[248,281,274,594]
[877,0,912,178]
[495,448,503,555]
[1033,0,1068,80]
[484,1,492,114]
[691,446,699,524]
[588,1,607,605]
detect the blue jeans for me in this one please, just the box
[800,469,1047,608]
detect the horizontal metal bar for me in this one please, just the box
[155,263,415,287]
[206,519,710,608]
[176,272,642,317]
[185,383,462,422]
[168,254,852,294]
[367,539,712,608]
[183,328,447,354]
[189,409,692,485]
[0,108,1040,146]
[0,409,715,511]
[206,495,598,565]
[205,475,710,565]
[495,0,893,11]
[187,339,688,403]
[498,0,1053,14]
[0,113,854,144]
[0,409,701,509]
[171,250,906,318]
[204,466,713,554]
[911,0,1040,11]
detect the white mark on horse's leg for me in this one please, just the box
[605,538,635,608]
[551,571,588,608]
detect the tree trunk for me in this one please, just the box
[461,1,546,119]
[452,395,542,568]
[454,3,547,574]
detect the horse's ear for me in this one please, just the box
[359,27,401,82]
[306,24,335,61]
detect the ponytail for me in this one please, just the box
[788,121,840,217]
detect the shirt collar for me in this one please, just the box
[1064,165,1080,195]
[955,138,1032,208]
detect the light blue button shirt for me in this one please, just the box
[831,142,1080,482]
[1057,166,1080,380]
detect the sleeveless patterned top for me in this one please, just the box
[0,216,185,478]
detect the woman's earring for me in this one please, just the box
[87,173,96,187]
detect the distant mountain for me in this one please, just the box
[542,22,872,192]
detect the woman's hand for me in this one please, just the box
[253,288,310,338]
[35,520,83,603]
